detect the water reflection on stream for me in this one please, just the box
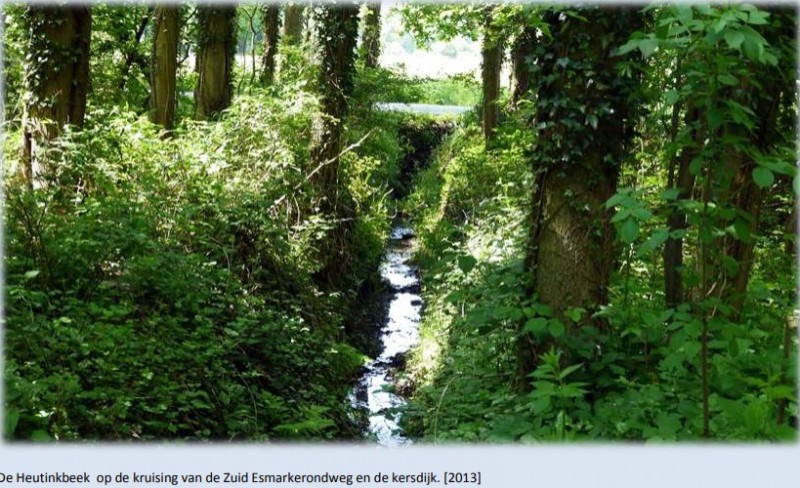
[350,225,422,446]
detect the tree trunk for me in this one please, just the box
[283,4,304,45]
[714,8,794,314]
[360,3,381,68]
[310,4,360,287]
[520,8,642,383]
[663,106,701,308]
[150,5,180,131]
[194,5,237,121]
[260,4,280,86]
[118,7,152,92]
[509,27,535,108]
[21,5,92,188]
[480,13,502,144]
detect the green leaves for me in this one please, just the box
[457,254,478,274]
[607,188,652,245]
[752,167,774,189]
[724,29,745,50]
[619,218,640,244]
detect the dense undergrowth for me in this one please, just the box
[400,112,797,442]
[2,69,453,441]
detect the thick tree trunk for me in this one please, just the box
[194,5,237,121]
[310,5,360,287]
[520,8,641,383]
[21,5,91,188]
[480,14,502,144]
[360,3,381,68]
[150,5,180,131]
[283,4,304,45]
[260,4,280,86]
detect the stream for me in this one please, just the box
[350,223,422,446]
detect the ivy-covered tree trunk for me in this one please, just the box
[310,4,359,287]
[520,8,642,382]
[360,3,381,68]
[150,5,180,131]
[194,5,237,121]
[21,5,91,188]
[283,4,304,45]
[260,4,280,86]
[480,13,502,144]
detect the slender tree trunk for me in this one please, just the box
[509,27,535,108]
[150,5,180,131]
[194,5,237,121]
[480,13,502,144]
[21,5,92,188]
[360,3,381,68]
[520,8,642,384]
[283,4,304,45]
[260,4,280,86]
[663,106,701,308]
[310,4,359,287]
[118,7,152,91]
[715,8,794,315]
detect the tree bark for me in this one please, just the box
[118,7,152,92]
[509,27,535,108]
[283,4,304,46]
[520,8,642,383]
[360,3,381,68]
[480,13,502,144]
[21,5,92,188]
[150,5,180,131]
[663,106,701,308]
[310,4,360,287]
[714,8,794,314]
[194,5,237,121]
[260,4,280,86]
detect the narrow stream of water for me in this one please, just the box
[350,224,422,446]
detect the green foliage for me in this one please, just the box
[3,81,401,440]
[400,32,796,440]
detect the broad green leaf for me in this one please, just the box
[457,254,478,274]
[548,320,565,338]
[565,308,584,323]
[747,9,770,25]
[522,317,548,335]
[619,218,639,243]
[24,270,40,279]
[742,35,764,62]
[724,29,745,50]
[638,39,658,58]
[752,167,774,188]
